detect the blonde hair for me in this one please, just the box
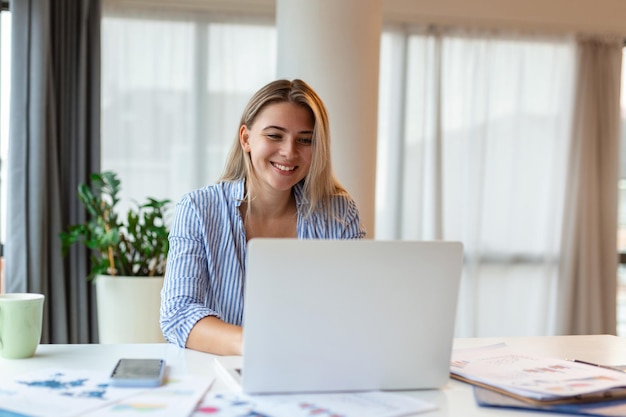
[219,79,347,215]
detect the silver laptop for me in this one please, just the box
[238,238,463,394]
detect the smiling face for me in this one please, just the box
[240,101,314,195]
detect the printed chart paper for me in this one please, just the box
[85,375,213,417]
[0,368,214,417]
[0,368,145,417]
[192,390,436,417]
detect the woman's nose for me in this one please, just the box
[279,138,296,158]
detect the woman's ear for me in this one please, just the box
[240,125,251,152]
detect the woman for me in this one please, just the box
[160,79,366,355]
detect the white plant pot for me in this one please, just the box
[95,274,166,344]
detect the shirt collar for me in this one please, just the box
[232,178,245,207]
[292,180,308,208]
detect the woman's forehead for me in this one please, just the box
[253,102,314,130]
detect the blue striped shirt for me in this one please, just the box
[160,178,366,347]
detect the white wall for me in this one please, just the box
[108,0,626,35]
[384,0,626,35]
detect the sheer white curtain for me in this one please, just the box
[377,27,577,336]
[101,7,276,214]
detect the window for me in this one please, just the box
[376,29,576,336]
[101,11,276,213]
[102,13,620,336]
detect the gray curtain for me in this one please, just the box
[6,0,101,343]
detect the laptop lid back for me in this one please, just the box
[241,239,463,394]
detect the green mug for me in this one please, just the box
[0,293,44,359]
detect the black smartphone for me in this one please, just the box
[109,358,166,387]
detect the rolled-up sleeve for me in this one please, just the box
[160,184,246,348]
[160,197,215,347]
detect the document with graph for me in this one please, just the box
[450,343,626,405]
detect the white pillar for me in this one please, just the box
[276,0,382,237]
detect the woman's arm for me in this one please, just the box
[186,316,243,355]
[161,186,247,354]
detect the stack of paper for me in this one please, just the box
[473,386,626,416]
[451,343,626,405]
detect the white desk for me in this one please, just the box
[2,335,626,416]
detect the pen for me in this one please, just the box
[567,359,626,373]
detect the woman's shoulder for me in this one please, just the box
[301,189,359,220]
[306,191,365,238]
[327,191,360,215]
[292,182,357,215]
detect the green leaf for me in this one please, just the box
[60,171,171,278]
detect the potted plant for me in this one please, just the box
[61,171,171,343]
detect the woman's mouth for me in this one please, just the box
[272,162,296,172]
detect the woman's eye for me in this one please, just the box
[267,134,282,140]
[299,138,313,145]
